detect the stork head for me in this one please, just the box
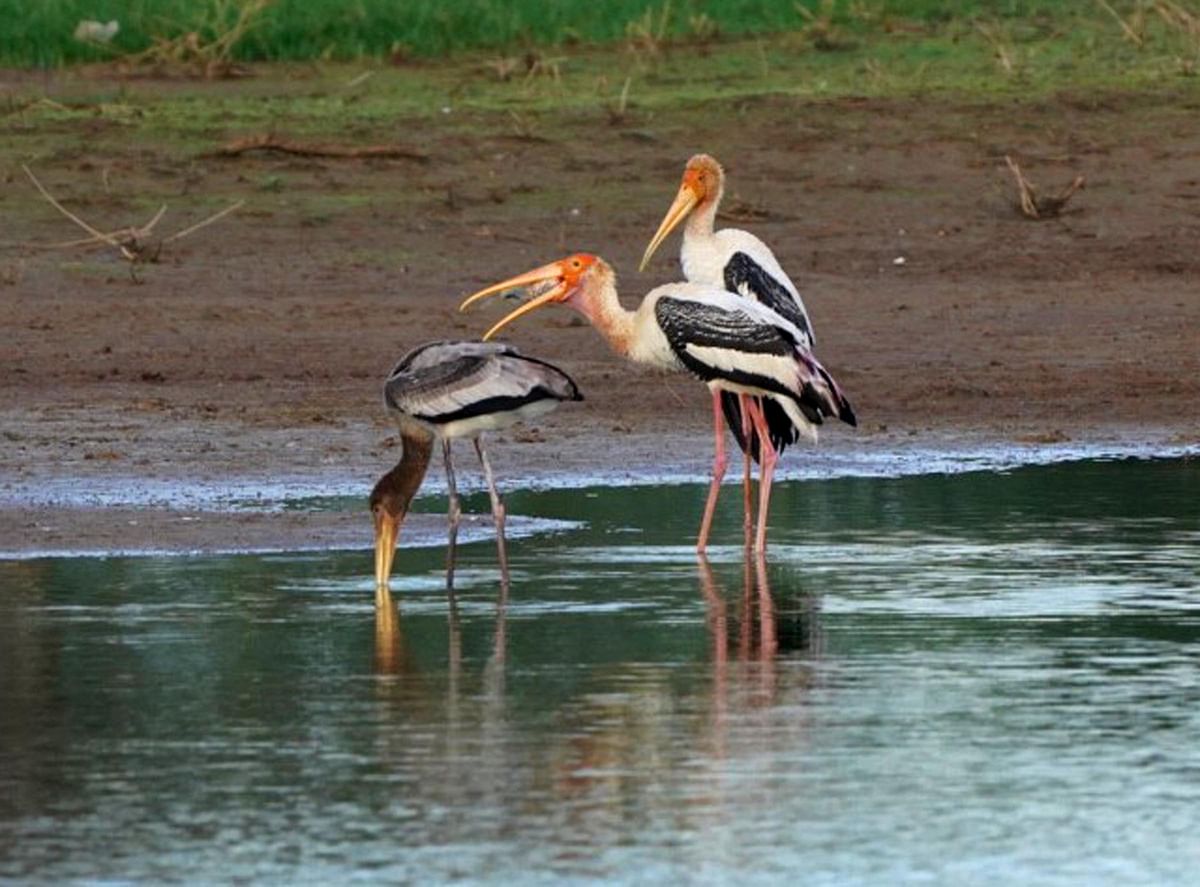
[370,483,406,590]
[639,153,725,271]
[459,253,601,340]
[369,432,433,589]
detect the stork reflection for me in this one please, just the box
[699,553,823,708]
[372,578,508,695]
[373,584,408,675]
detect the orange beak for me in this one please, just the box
[459,258,580,340]
[639,176,702,272]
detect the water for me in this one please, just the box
[2,457,1198,883]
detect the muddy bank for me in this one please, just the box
[3,74,1199,557]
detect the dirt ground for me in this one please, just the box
[2,73,1198,555]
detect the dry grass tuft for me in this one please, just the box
[600,75,635,125]
[625,2,674,57]
[116,0,273,79]
[794,0,853,51]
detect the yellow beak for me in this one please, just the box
[639,184,699,272]
[459,260,571,341]
[374,511,400,589]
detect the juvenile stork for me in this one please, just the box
[370,340,582,590]
[640,154,816,515]
[460,255,854,553]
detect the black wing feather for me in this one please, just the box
[655,297,852,460]
[427,386,575,425]
[724,252,813,343]
[656,297,798,358]
[656,296,816,460]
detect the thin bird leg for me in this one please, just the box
[697,389,729,554]
[739,395,755,548]
[473,436,510,585]
[443,439,461,589]
[746,398,779,554]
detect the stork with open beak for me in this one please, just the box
[460,255,854,553]
[641,154,820,529]
[370,340,582,590]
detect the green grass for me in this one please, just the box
[4,25,1196,186]
[1,0,1192,67]
[2,0,1198,187]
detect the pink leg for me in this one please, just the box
[696,389,728,554]
[739,395,755,547]
[746,398,778,553]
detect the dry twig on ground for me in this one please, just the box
[210,133,429,162]
[1004,156,1086,219]
[20,164,244,272]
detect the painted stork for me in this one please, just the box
[460,255,854,553]
[370,340,582,589]
[640,154,816,521]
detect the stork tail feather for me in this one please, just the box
[721,392,798,464]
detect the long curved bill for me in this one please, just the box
[639,185,699,271]
[459,261,568,341]
[374,513,400,588]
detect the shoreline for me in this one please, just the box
[3,429,1194,560]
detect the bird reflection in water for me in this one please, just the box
[551,552,822,805]
[373,583,408,676]
[700,553,780,711]
[699,552,824,756]
[368,578,511,807]
[372,577,509,698]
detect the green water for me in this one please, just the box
[2,458,1198,883]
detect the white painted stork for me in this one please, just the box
[640,154,816,523]
[460,255,854,553]
[370,340,582,589]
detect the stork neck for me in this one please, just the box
[687,186,721,241]
[575,270,637,358]
[373,430,433,515]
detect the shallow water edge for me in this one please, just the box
[1,436,1196,560]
